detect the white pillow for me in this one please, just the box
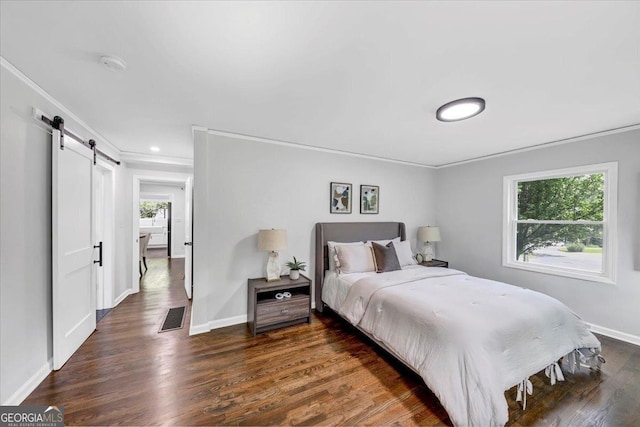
[365,237,401,247]
[327,241,363,271]
[335,245,376,274]
[392,240,417,267]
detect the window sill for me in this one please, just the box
[502,261,615,285]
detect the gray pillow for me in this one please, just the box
[372,242,401,273]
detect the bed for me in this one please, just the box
[314,222,603,426]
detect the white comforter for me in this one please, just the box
[334,267,601,426]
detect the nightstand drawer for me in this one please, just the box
[256,295,309,326]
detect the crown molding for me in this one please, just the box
[1,55,122,157]
[191,125,208,133]
[436,123,640,168]
[203,128,435,169]
[198,123,640,170]
[120,151,193,167]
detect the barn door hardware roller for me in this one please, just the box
[39,113,120,165]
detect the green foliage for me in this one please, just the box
[565,242,585,252]
[516,173,603,260]
[285,256,306,271]
[517,174,603,221]
[559,246,602,254]
[586,236,602,247]
[140,201,169,218]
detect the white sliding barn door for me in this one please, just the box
[52,129,96,370]
[184,176,193,299]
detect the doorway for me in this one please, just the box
[132,175,193,298]
[140,197,172,260]
[94,160,115,323]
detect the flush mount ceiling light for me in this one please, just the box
[150,146,160,152]
[436,97,486,122]
[100,55,127,72]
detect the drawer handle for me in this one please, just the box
[281,308,289,314]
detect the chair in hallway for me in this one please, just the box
[139,233,151,276]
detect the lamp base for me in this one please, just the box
[265,251,281,282]
[422,242,434,262]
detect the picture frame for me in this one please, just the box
[360,184,379,214]
[330,182,352,214]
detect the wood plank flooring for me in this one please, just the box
[146,247,168,259]
[24,258,640,425]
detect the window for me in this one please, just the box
[503,162,617,284]
[140,201,169,219]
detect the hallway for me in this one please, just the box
[24,257,192,423]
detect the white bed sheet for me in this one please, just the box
[321,266,601,426]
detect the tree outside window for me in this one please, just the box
[517,174,603,268]
[503,162,617,284]
[140,201,168,219]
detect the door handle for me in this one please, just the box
[184,242,193,246]
[94,241,103,266]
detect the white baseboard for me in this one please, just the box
[209,314,247,330]
[2,358,52,405]
[189,322,211,336]
[114,289,133,306]
[587,322,640,346]
[170,254,185,259]
[189,314,248,336]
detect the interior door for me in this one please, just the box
[93,163,114,310]
[52,129,96,370]
[94,168,105,310]
[184,177,193,299]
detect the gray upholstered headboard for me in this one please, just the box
[314,222,406,312]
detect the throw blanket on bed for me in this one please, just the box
[338,268,601,426]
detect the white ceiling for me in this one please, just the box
[1,1,639,167]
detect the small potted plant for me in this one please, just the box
[285,256,306,280]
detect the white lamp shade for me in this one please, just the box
[258,229,287,251]
[418,226,441,242]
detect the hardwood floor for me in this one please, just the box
[25,259,640,425]
[146,247,168,259]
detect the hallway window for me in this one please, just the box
[140,201,168,220]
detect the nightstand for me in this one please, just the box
[421,259,449,268]
[248,274,312,336]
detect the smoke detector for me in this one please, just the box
[100,55,127,72]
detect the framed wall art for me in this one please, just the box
[330,182,352,214]
[360,185,379,214]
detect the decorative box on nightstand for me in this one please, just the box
[247,274,312,336]
[421,259,449,268]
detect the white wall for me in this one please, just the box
[435,130,640,340]
[0,64,125,403]
[191,130,437,332]
[140,183,187,258]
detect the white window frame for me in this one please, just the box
[502,162,618,284]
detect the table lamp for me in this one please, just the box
[418,226,441,261]
[258,229,287,282]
